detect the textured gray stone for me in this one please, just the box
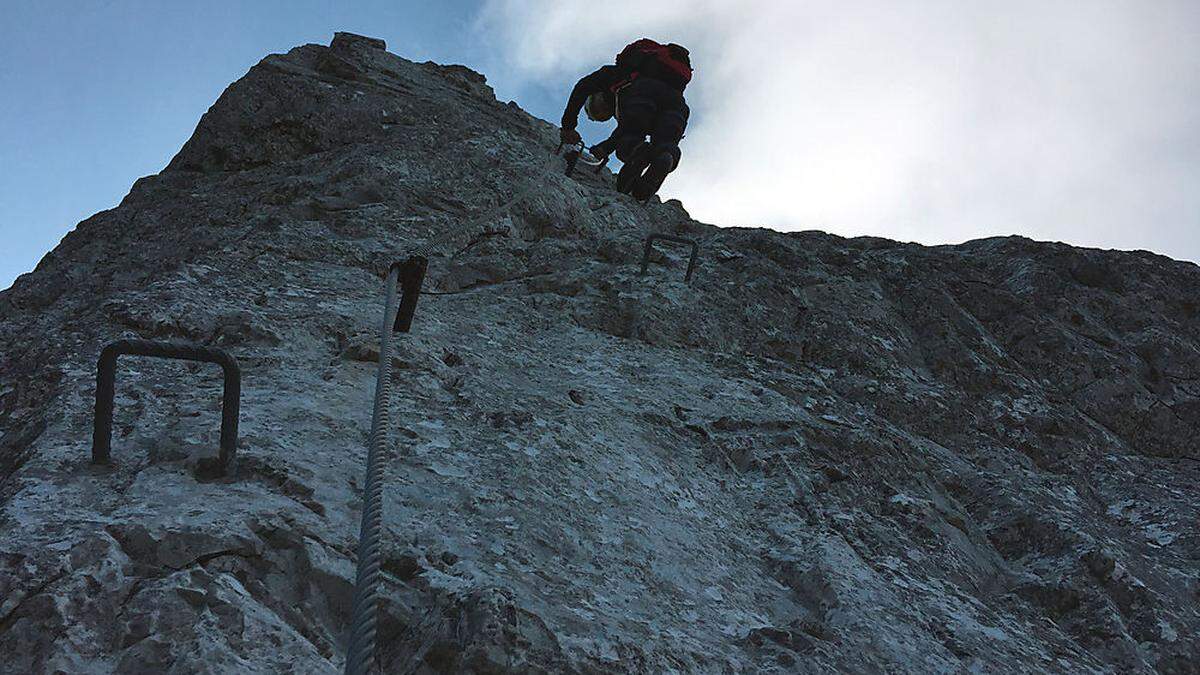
[1,33,1199,673]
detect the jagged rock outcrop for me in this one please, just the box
[1,33,1198,673]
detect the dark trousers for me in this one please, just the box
[605,77,689,167]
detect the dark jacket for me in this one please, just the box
[561,57,690,131]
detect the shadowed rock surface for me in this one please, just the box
[2,32,1198,673]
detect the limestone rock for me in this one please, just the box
[1,32,1198,673]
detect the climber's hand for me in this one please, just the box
[560,127,581,145]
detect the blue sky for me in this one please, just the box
[0,0,567,289]
[3,1,1198,290]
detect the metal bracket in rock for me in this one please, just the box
[392,255,428,333]
[641,233,700,284]
[91,339,241,477]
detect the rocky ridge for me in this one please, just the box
[1,32,1198,673]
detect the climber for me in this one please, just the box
[560,39,692,201]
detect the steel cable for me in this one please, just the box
[343,148,644,671]
[344,264,401,675]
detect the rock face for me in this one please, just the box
[1,33,1198,674]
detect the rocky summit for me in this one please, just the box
[2,32,1198,674]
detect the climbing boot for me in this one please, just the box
[632,148,678,201]
[615,141,652,194]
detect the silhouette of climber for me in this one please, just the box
[560,39,692,201]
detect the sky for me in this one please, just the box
[2,1,1198,290]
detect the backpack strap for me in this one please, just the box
[608,73,638,96]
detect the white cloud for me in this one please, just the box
[475,0,1200,260]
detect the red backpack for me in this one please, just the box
[615,39,693,89]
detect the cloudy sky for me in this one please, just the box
[2,1,1197,289]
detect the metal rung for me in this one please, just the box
[91,339,241,475]
[640,234,700,283]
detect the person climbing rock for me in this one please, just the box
[560,39,692,201]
